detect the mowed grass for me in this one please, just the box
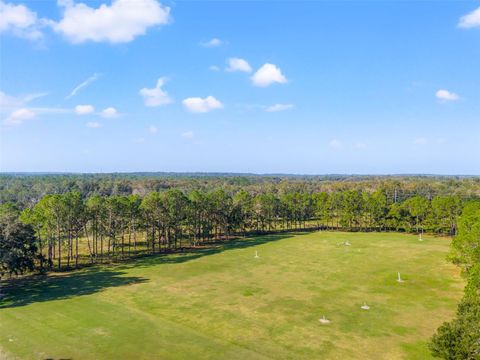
[0,232,464,360]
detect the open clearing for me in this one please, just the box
[0,232,464,359]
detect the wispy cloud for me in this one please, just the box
[3,108,36,126]
[414,137,427,145]
[86,121,102,128]
[30,107,71,114]
[66,73,100,99]
[133,137,145,143]
[265,104,293,112]
[2,104,77,127]
[149,125,158,134]
[0,91,47,110]
[181,131,194,139]
[329,139,343,149]
[200,38,223,47]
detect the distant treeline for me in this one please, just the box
[1,173,479,209]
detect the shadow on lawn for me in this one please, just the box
[0,232,303,309]
[0,269,146,309]
[114,232,299,270]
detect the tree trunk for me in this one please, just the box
[75,233,79,268]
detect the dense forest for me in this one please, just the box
[1,173,479,209]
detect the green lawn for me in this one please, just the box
[0,232,464,359]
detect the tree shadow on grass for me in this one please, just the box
[0,232,305,309]
[114,232,299,270]
[0,269,147,309]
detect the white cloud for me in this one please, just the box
[414,137,427,145]
[209,65,220,71]
[1,91,71,126]
[3,108,35,126]
[251,63,287,87]
[66,73,99,99]
[0,91,47,110]
[86,121,102,128]
[75,104,95,115]
[458,6,480,28]
[182,96,223,113]
[0,91,24,109]
[265,103,293,112]
[149,125,158,134]
[101,107,118,118]
[226,57,252,73]
[181,131,194,139]
[329,139,343,149]
[53,0,170,44]
[139,77,172,107]
[0,0,43,40]
[435,89,459,101]
[200,38,222,47]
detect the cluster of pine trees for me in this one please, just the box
[430,201,480,359]
[0,188,467,273]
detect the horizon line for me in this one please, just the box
[0,171,478,178]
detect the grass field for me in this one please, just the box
[0,231,464,360]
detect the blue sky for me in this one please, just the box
[1,0,479,174]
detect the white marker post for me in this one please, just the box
[361,303,370,310]
[319,315,330,324]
